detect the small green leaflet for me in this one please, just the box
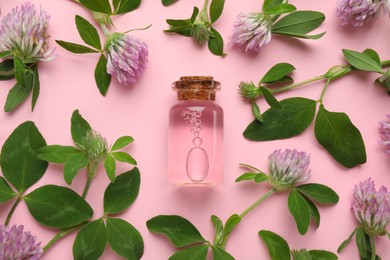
[266,4,296,15]
[209,0,225,24]
[104,154,116,182]
[162,0,179,7]
[259,87,281,110]
[79,0,111,14]
[363,48,381,66]
[169,244,209,260]
[223,214,241,236]
[259,230,291,260]
[73,219,107,260]
[302,196,320,227]
[71,109,92,148]
[111,151,137,165]
[262,0,284,12]
[342,49,383,73]
[211,246,235,260]
[295,184,339,204]
[56,40,99,54]
[75,15,101,50]
[0,59,15,80]
[95,54,111,96]
[0,176,17,204]
[251,101,263,122]
[211,215,223,246]
[64,154,89,185]
[308,250,338,260]
[38,145,82,164]
[4,82,31,112]
[315,105,366,168]
[260,63,295,84]
[111,136,134,150]
[338,228,357,253]
[146,215,207,247]
[288,189,311,235]
[113,0,142,15]
[235,172,268,183]
[208,28,226,57]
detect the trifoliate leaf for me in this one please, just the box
[169,244,209,260]
[259,230,291,260]
[343,49,382,73]
[73,219,107,260]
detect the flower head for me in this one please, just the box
[352,178,390,236]
[0,2,55,62]
[336,0,381,27]
[268,149,311,191]
[230,12,272,52]
[0,225,42,260]
[191,21,210,45]
[238,81,260,101]
[82,130,108,164]
[105,32,148,85]
[379,114,390,154]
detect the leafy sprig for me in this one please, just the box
[38,109,137,197]
[164,0,226,56]
[260,230,337,260]
[0,121,144,259]
[239,48,390,168]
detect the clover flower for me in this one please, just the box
[105,32,148,85]
[379,114,390,154]
[352,178,390,235]
[82,130,108,164]
[336,0,381,27]
[230,12,272,52]
[0,2,55,63]
[0,225,42,260]
[238,81,260,101]
[268,149,311,191]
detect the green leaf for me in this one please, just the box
[296,184,339,204]
[288,189,311,235]
[272,11,325,35]
[259,87,282,110]
[211,215,223,245]
[106,218,144,259]
[112,152,137,165]
[191,7,200,23]
[314,105,366,168]
[308,250,338,260]
[356,227,369,258]
[260,63,295,84]
[342,49,382,73]
[266,4,296,15]
[114,0,141,15]
[387,231,390,240]
[363,49,381,67]
[0,121,47,193]
[73,219,107,260]
[24,185,93,228]
[64,154,89,185]
[165,26,192,37]
[38,145,82,164]
[31,66,40,111]
[259,230,291,260]
[4,82,31,112]
[162,0,179,6]
[169,244,209,260]
[14,56,26,87]
[71,109,92,148]
[208,28,225,57]
[210,0,225,24]
[95,54,111,96]
[212,246,235,260]
[146,215,206,247]
[79,0,111,14]
[235,172,257,182]
[0,51,12,58]
[271,31,326,39]
[166,19,191,27]
[254,173,269,183]
[75,15,101,50]
[251,101,263,122]
[112,136,135,151]
[56,40,99,54]
[104,154,116,182]
[338,228,357,253]
[223,214,241,236]
[0,59,15,80]
[302,195,320,227]
[0,176,17,204]
[244,98,316,141]
[104,168,140,214]
[262,0,284,11]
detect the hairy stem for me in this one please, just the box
[4,197,22,226]
[240,189,275,218]
[370,235,376,260]
[43,222,87,252]
[81,163,97,199]
[99,23,110,36]
[319,78,331,104]
[270,76,326,94]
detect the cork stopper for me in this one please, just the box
[172,76,221,101]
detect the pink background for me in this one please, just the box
[0,0,389,259]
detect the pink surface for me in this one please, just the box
[0,0,389,259]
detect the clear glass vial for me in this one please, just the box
[169,76,223,185]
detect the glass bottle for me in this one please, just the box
[169,76,223,185]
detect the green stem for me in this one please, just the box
[270,76,326,95]
[81,163,97,199]
[43,222,87,252]
[381,60,390,67]
[123,24,152,34]
[4,197,22,226]
[319,78,331,104]
[240,189,275,218]
[370,235,376,260]
[202,0,210,11]
[99,23,110,36]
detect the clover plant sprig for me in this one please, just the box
[38,109,137,199]
[56,0,150,95]
[147,149,339,259]
[239,48,390,169]
[164,0,226,56]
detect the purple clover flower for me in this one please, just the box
[379,114,390,154]
[268,149,311,191]
[0,225,42,260]
[229,12,272,52]
[336,0,381,27]
[0,2,55,62]
[352,178,390,235]
[105,33,148,85]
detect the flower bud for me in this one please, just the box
[191,21,209,45]
[92,12,113,27]
[291,249,310,260]
[83,130,108,164]
[324,65,351,80]
[238,81,260,101]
